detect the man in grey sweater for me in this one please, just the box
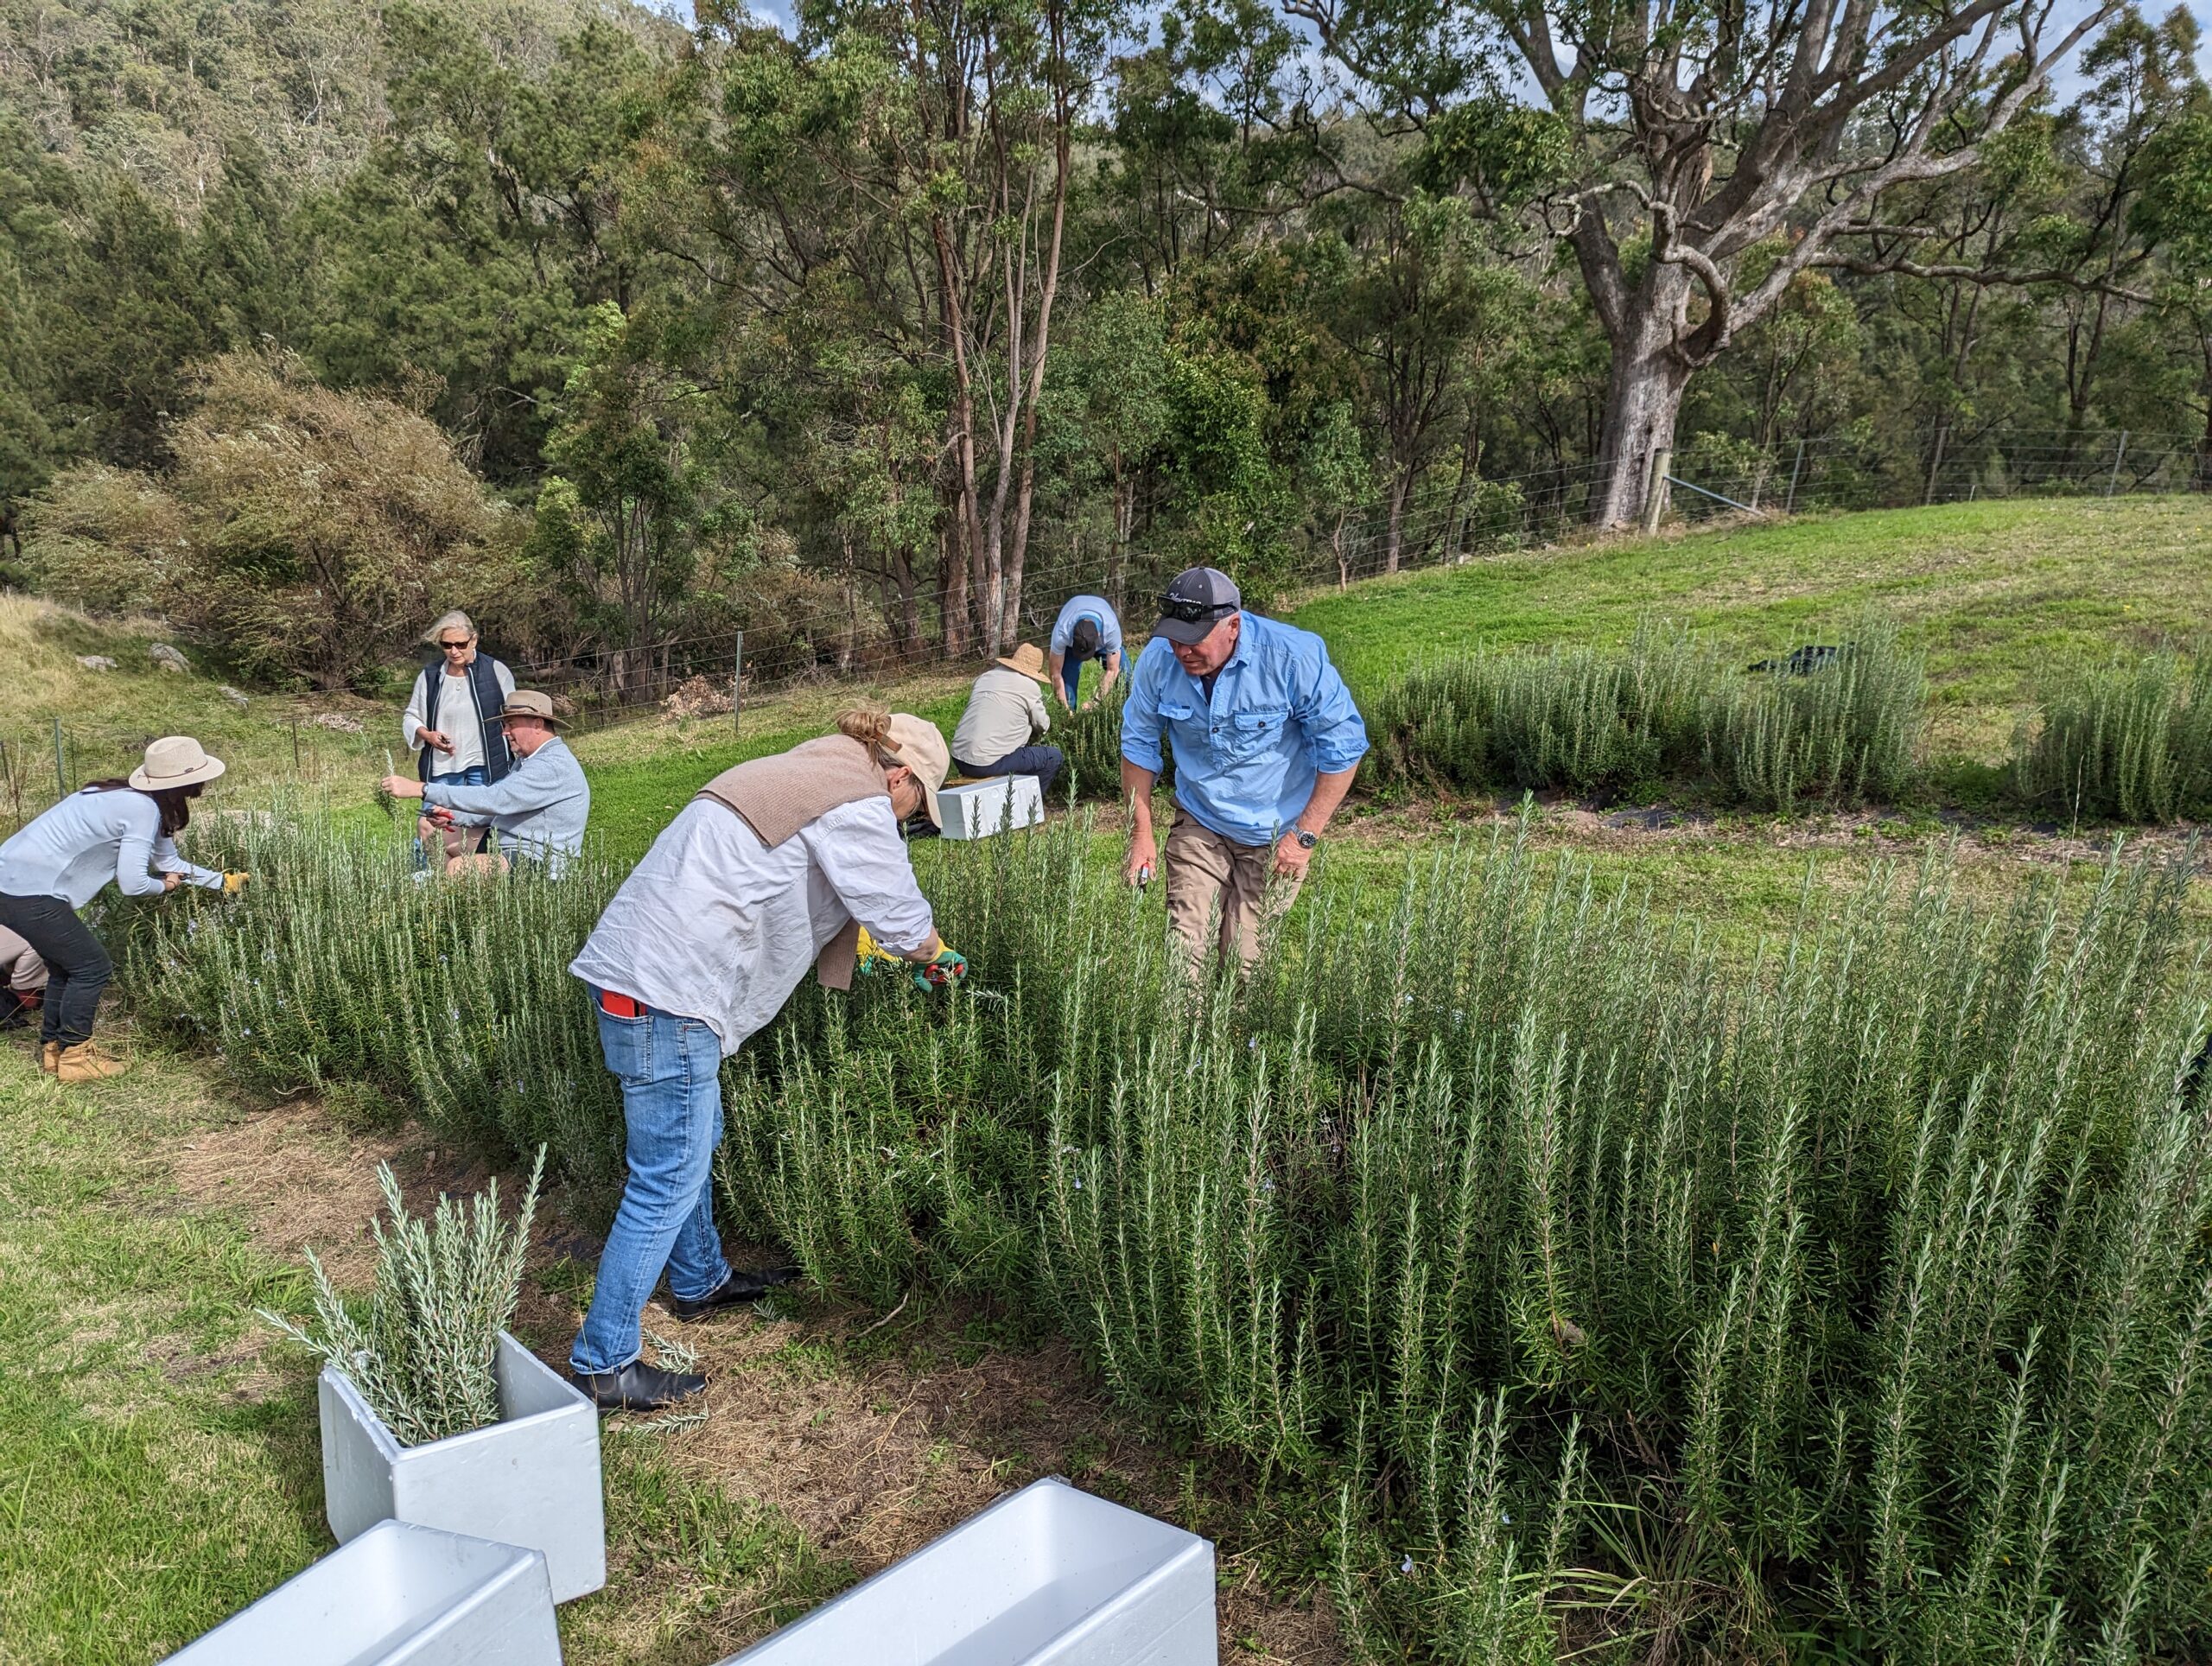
[950,642,1063,800]
[380,691,590,875]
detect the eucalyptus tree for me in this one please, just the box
[1291,0,2126,523]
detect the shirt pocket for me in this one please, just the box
[1157,701,1198,724]
[1217,707,1289,762]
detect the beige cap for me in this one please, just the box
[130,735,226,792]
[495,690,566,729]
[882,713,950,828]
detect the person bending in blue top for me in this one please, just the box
[1048,593,1124,712]
[1119,566,1368,974]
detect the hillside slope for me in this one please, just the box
[1294,495,2212,757]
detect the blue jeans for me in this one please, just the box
[1060,659,1084,709]
[955,743,1064,804]
[416,764,487,868]
[569,994,733,1375]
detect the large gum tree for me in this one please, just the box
[1292,0,2124,524]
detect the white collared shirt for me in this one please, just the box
[569,795,936,1055]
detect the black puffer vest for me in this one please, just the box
[416,652,513,784]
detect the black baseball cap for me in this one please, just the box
[1070,617,1103,658]
[1151,566,1241,645]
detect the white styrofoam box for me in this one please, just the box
[939,774,1045,841]
[321,1331,606,1602]
[722,1475,1216,1666]
[167,1520,561,1666]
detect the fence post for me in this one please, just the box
[1640,446,1671,537]
[52,716,65,799]
[2,738,16,823]
[290,715,302,774]
[732,629,744,738]
[1784,438,1806,514]
[2107,430,2128,498]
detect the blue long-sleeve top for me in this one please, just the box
[0,788,223,908]
[422,736,591,875]
[1119,611,1369,849]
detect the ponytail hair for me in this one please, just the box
[836,703,899,767]
[79,779,193,834]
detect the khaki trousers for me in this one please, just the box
[1164,808,1302,974]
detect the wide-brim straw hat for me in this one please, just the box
[496,690,568,729]
[883,714,950,828]
[995,642,1051,682]
[130,735,226,792]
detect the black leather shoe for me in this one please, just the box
[663,1266,802,1320]
[569,1359,707,1412]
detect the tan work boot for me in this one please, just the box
[56,1042,127,1083]
[39,1040,60,1076]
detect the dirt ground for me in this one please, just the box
[168,1101,1344,1663]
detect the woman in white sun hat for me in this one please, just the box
[0,735,245,1083]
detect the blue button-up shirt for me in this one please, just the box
[1120,612,1369,849]
[423,736,591,875]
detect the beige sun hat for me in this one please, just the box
[495,690,568,729]
[130,735,226,792]
[883,713,950,828]
[995,642,1051,682]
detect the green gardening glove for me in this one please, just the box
[913,945,968,991]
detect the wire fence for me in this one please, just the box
[2,420,2199,834]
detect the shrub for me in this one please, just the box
[26,352,524,690]
[2013,650,2212,822]
[1366,613,1924,811]
[262,1152,544,1447]
[130,807,2212,1659]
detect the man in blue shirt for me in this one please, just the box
[1048,594,1124,712]
[1119,567,1368,973]
[380,691,591,877]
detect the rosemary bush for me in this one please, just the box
[2014,650,2212,823]
[127,804,2212,1657]
[264,1150,544,1446]
[1365,614,1925,811]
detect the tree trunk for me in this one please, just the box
[1383,466,1413,574]
[1591,309,1694,529]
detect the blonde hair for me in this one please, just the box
[836,703,901,767]
[422,609,477,645]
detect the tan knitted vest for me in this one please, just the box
[695,734,891,989]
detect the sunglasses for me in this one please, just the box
[439,639,473,652]
[1157,595,1231,625]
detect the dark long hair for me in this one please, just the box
[79,779,200,836]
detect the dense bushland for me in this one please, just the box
[1363,616,1926,811]
[123,807,2212,1659]
[2015,650,2212,823]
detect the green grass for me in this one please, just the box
[0,1044,851,1666]
[1294,496,2212,758]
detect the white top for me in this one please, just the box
[952,666,1050,766]
[402,659,518,775]
[569,796,936,1055]
[0,789,225,909]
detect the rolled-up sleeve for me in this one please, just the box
[1120,653,1165,773]
[402,671,429,748]
[1295,644,1370,773]
[803,798,937,955]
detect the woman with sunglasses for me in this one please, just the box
[402,609,517,869]
[0,736,245,1082]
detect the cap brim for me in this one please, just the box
[500,710,567,728]
[1152,614,1220,645]
[918,778,943,828]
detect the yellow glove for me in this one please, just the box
[221,871,251,896]
[855,925,902,975]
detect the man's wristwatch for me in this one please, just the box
[1293,829,1319,849]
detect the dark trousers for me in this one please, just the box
[0,892,110,1047]
[955,744,1065,804]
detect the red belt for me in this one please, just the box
[598,989,647,1019]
